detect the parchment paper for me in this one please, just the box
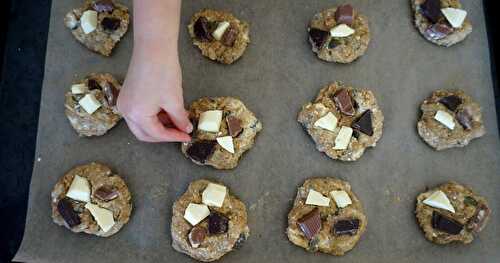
[14,0,500,262]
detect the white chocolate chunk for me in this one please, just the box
[441,8,467,28]
[314,112,338,132]
[434,110,455,130]
[423,190,455,213]
[212,21,230,41]
[85,203,115,232]
[305,189,330,207]
[71,83,88,94]
[333,126,353,150]
[184,203,210,226]
[66,175,91,202]
[216,136,235,154]
[202,183,227,207]
[330,24,355,37]
[80,10,98,34]
[79,94,101,114]
[198,110,223,133]
[330,190,352,208]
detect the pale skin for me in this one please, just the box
[117,0,192,142]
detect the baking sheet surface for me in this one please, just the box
[15,0,500,262]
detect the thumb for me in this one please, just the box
[163,104,193,133]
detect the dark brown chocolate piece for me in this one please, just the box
[186,140,217,163]
[420,0,442,23]
[333,89,355,116]
[188,225,207,248]
[466,204,490,233]
[101,17,121,31]
[333,219,360,236]
[308,28,329,50]
[431,211,463,235]
[103,82,119,106]
[194,17,214,41]
[221,26,238,47]
[456,109,473,130]
[439,95,462,112]
[226,116,243,137]
[352,110,373,136]
[94,186,119,201]
[88,79,101,90]
[92,0,114,13]
[335,4,354,26]
[297,208,321,240]
[208,212,229,235]
[57,198,81,228]
[425,23,452,40]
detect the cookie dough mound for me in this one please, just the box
[417,90,485,150]
[171,179,249,262]
[64,0,130,56]
[287,178,367,255]
[181,97,262,169]
[415,182,491,244]
[298,82,384,161]
[308,4,370,63]
[51,162,132,237]
[188,9,250,64]
[411,0,472,47]
[65,73,122,137]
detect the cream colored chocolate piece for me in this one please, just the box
[202,183,227,208]
[212,21,230,40]
[441,8,467,28]
[78,94,102,115]
[305,189,330,207]
[423,190,456,213]
[314,112,338,132]
[71,83,87,94]
[434,110,455,130]
[330,24,355,37]
[198,110,223,133]
[216,136,235,154]
[65,175,91,202]
[84,203,115,232]
[184,203,210,226]
[333,126,353,150]
[330,190,352,208]
[80,10,98,34]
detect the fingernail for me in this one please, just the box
[186,123,193,133]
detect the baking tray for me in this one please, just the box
[14,0,500,262]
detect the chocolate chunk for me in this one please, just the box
[188,226,207,248]
[308,28,329,50]
[431,211,463,235]
[351,110,373,136]
[57,198,81,228]
[420,0,442,23]
[94,186,119,201]
[208,212,229,235]
[226,116,243,137]
[466,204,491,233]
[186,140,217,163]
[425,23,453,40]
[101,17,121,31]
[456,109,473,130]
[335,4,354,26]
[221,26,238,47]
[88,79,101,90]
[464,196,478,207]
[194,17,214,41]
[333,89,355,116]
[297,208,321,240]
[333,219,360,236]
[439,95,462,111]
[103,82,119,106]
[92,0,114,13]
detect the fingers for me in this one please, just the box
[163,103,193,133]
[125,118,157,142]
[130,115,191,142]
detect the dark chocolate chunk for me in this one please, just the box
[333,219,360,236]
[57,198,81,228]
[88,79,101,90]
[103,82,119,106]
[335,4,354,26]
[101,17,121,31]
[308,28,329,50]
[194,17,214,41]
[420,0,442,23]
[208,212,229,235]
[425,23,453,40]
[297,208,321,240]
[333,89,355,116]
[439,95,462,111]
[226,116,243,137]
[188,225,207,248]
[186,140,217,163]
[466,204,490,233]
[431,211,463,235]
[221,26,238,47]
[456,109,473,130]
[92,0,114,13]
[351,110,373,136]
[94,186,119,201]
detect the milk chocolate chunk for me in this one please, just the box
[352,110,373,136]
[103,82,119,106]
[456,109,473,130]
[333,219,359,236]
[188,225,207,248]
[208,212,229,234]
[309,28,329,49]
[420,0,442,23]
[297,208,321,240]
[94,185,119,201]
[431,211,463,235]
[226,116,243,137]
[439,95,462,112]
[333,89,355,116]
[194,17,213,41]
[57,198,81,228]
[186,140,217,163]
[335,4,354,26]
[221,26,238,47]
[466,204,490,233]
[425,23,452,40]
[92,0,114,13]
[101,17,121,31]
[87,79,101,90]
